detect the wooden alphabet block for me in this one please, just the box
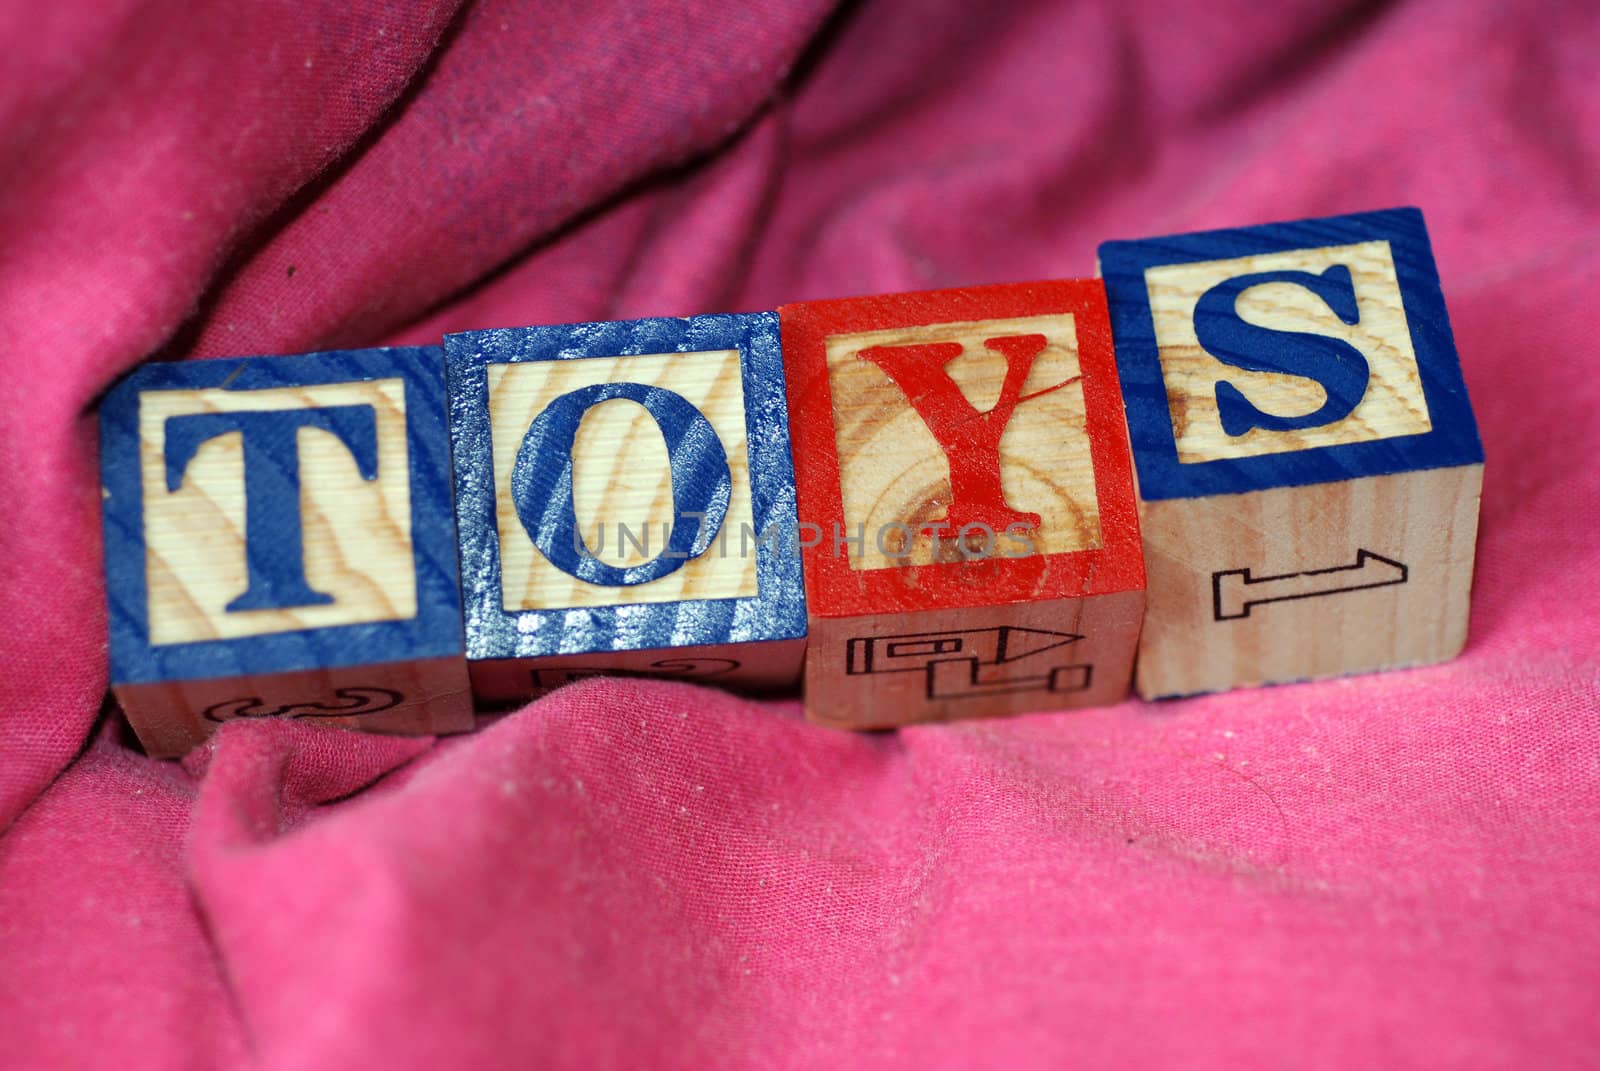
[100,347,473,757]
[1098,207,1484,698]
[445,313,807,702]
[779,281,1145,728]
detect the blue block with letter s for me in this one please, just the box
[1098,208,1485,697]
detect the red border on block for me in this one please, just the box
[779,279,1144,620]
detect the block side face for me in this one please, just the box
[115,654,473,759]
[1134,462,1483,698]
[445,313,806,663]
[778,279,1144,622]
[102,347,465,687]
[1100,207,1484,503]
[803,589,1142,729]
[467,637,806,705]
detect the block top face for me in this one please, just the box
[446,313,807,661]
[1099,207,1483,501]
[780,280,1144,619]
[100,347,465,685]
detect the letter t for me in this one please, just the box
[163,405,379,612]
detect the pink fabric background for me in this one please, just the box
[2,0,1598,1066]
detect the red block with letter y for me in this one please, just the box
[780,280,1145,728]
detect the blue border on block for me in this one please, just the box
[101,347,465,685]
[445,313,808,662]
[1098,207,1484,501]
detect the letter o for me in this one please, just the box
[511,382,731,586]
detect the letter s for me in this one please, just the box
[1193,264,1369,437]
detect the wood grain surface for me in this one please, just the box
[825,313,1103,570]
[139,378,416,645]
[1144,239,1432,463]
[1136,462,1483,698]
[487,348,758,611]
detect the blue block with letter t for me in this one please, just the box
[1099,207,1484,697]
[444,313,807,703]
[100,347,473,756]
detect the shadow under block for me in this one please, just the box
[100,347,473,757]
[445,313,807,703]
[1099,207,1484,699]
[780,280,1146,728]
